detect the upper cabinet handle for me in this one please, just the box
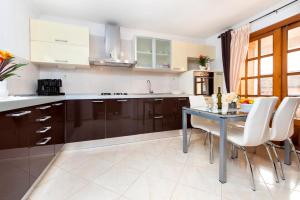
[154,98,163,101]
[36,105,51,110]
[52,103,63,106]
[92,101,104,103]
[6,111,31,117]
[55,39,68,43]
[117,99,128,102]
[55,60,68,63]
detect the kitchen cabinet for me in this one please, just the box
[135,37,171,69]
[66,100,106,143]
[0,109,32,200]
[106,99,138,138]
[31,41,89,66]
[51,102,65,153]
[171,41,188,72]
[186,43,216,59]
[137,97,190,133]
[30,19,89,47]
[30,19,89,67]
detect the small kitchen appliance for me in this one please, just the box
[37,79,64,96]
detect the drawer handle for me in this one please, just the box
[36,126,52,134]
[52,103,63,106]
[6,111,31,117]
[92,101,104,103]
[55,39,68,43]
[178,98,187,101]
[117,100,128,102]
[36,105,51,110]
[154,99,163,101]
[36,116,51,122]
[55,60,69,63]
[154,115,164,119]
[36,137,52,145]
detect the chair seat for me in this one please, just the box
[191,116,219,133]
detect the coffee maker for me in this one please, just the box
[37,79,64,96]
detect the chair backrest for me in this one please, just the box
[270,97,300,141]
[189,96,208,128]
[189,95,207,108]
[243,97,278,146]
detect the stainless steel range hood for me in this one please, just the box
[89,23,136,67]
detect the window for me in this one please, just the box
[240,34,274,97]
[239,14,300,119]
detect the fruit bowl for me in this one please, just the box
[240,99,254,113]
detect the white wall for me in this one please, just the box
[205,0,300,72]
[1,0,40,95]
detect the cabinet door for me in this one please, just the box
[137,98,154,134]
[155,39,171,69]
[163,98,178,131]
[51,102,65,153]
[171,40,188,71]
[66,100,105,142]
[106,99,138,138]
[136,37,153,68]
[0,110,31,200]
[31,41,89,66]
[30,19,89,46]
[176,98,191,129]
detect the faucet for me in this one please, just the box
[146,80,154,94]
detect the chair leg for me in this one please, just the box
[203,131,208,146]
[288,138,300,169]
[264,144,279,183]
[231,143,238,159]
[208,133,214,164]
[242,147,256,191]
[271,144,285,180]
[188,128,193,148]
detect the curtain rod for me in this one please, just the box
[217,0,298,38]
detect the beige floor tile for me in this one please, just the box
[66,182,120,200]
[93,165,142,195]
[172,184,221,200]
[123,174,177,200]
[267,184,300,200]
[180,164,222,196]
[29,172,88,200]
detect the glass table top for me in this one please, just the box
[184,106,248,118]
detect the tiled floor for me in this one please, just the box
[29,130,300,200]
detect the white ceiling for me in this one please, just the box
[31,0,283,38]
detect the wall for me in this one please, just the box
[1,0,40,95]
[205,0,300,72]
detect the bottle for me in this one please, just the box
[217,87,222,109]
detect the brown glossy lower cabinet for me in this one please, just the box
[0,102,65,200]
[66,100,106,142]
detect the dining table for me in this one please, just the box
[182,106,293,184]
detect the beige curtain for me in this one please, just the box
[230,24,250,92]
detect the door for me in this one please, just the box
[106,99,138,138]
[51,102,65,153]
[0,109,31,200]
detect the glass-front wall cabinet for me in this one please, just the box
[136,37,171,69]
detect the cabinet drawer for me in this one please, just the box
[31,41,89,66]
[30,19,89,46]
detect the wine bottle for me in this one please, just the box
[217,87,222,109]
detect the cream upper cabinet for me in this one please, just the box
[30,19,89,46]
[186,43,216,59]
[171,41,188,71]
[31,41,89,66]
[30,19,90,67]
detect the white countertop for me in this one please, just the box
[0,93,191,112]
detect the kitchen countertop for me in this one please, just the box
[0,93,191,112]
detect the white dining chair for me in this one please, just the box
[211,97,278,191]
[189,95,219,163]
[267,97,300,180]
